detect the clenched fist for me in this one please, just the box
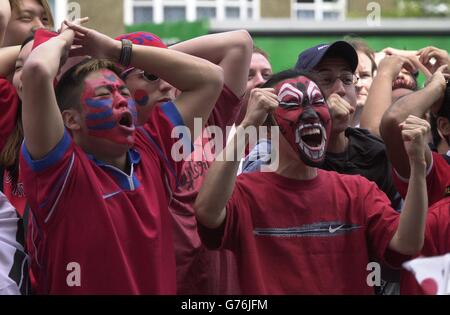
[327,93,355,133]
[242,88,278,128]
[400,115,430,165]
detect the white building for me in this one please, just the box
[49,0,347,27]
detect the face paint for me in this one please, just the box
[81,70,136,146]
[273,76,331,166]
[134,89,150,107]
[128,99,138,125]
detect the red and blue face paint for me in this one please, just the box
[273,76,331,167]
[81,70,136,146]
[134,89,150,107]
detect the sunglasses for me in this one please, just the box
[121,68,159,82]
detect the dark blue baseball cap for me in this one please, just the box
[295,41,358,72]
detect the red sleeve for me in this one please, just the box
[207,85,241,140]
[197,177,249,251]
[362,180,411,269]
[393,152,450,206]
[19,130,75,226]
[0,77,19,152]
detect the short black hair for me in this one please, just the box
[263,69,313,89]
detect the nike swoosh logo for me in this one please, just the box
[103,191,122,200]
[318,45,329,51]
[329,224,345,234]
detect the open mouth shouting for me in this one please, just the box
[118,111,135,131]
[296,123,327,162]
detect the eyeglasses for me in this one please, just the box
[312,72,359,88]
[121,68,159,82]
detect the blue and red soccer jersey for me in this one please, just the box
[21,102,186,294]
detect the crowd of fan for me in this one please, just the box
[0,0,449,295]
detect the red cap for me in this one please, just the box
[115,32,167,77]
[115,31,167,49]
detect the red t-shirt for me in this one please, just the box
[0,77,19,153]
[400,196,450,295]
[169,85,242,295]
[393,152,450,207]
[20,102,185,295]
[199,170,408,295]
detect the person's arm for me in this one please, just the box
[0,0,11,46]
[388,115,429,255]
[380,66,447,178]
[195,88,278,228]
[0,45,20,76]
[65,21,224,139]
[170,30,253,98]
[21,22,86,160]
[383,47,418,57]
[360,55,415,137]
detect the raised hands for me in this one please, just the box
[63,19,119,60]
[400,115,430,165]
[377,54,417,81]
[327,93,355,133]
[383,47,417,58]
[242,88,278,128]
[418,46,450,75]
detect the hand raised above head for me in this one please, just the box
[377,54,418,80]
[418,46,450,75]
[64,19,120,61]
[383,47,417,58]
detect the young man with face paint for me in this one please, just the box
[114,30,253,294]
[18,20,224,294]
[194,70,430,294]
[292,42,402,212]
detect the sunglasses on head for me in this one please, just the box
[121,68,159,82]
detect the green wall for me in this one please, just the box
[254,35,450,73]
[126,21,450,85]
